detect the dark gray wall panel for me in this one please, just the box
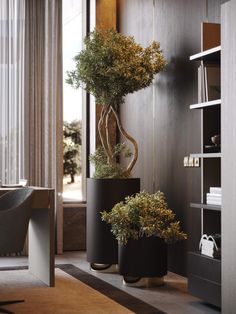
[118,0,222,276]
[118,0,155,192]
[153,0,205,276]
[208,0,221,21]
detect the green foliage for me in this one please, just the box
[66,28,166,106]
[101,191,187,245]
[89,143,132,179]
[64,120,82,145]
[63,120,82,183]
[66,28,166,178]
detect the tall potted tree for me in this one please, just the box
[67,28,166,270]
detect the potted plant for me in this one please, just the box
[66,28,166,270]
[101,191,187,285]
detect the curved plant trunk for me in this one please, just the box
[97,104,138,176]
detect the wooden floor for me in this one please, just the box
[0,251,220,314]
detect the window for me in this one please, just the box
[62,0,86,202]
[0,0,25,185]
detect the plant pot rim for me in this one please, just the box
[119,236,165,244]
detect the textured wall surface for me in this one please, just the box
[63,208,86,251]
[118,0,222,275]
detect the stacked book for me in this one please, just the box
[206,187,221,205]
[198,64,220,103]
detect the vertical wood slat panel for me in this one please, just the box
[221,0,236,312]
[118,0,222,275]
[118,0,154,192]
[153,0,207,275]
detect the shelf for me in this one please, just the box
[188,251,221,308]
[189,251,221,263]
[190,45,221,62]
[190,203,221,211]
[190,153,221,158]
[190,99,221,110]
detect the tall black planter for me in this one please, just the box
[119,237,167,278]
[86,178,140,266]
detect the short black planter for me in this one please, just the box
[86,178,140,267]
[118,236,167,278]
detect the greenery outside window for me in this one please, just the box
[62,0,86,203]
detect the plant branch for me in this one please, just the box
[98,105,113,164]
[98,106,109,161]
[111,106,138,174]
[105,106,114,162]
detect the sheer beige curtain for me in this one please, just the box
[0,0,26,184]
[24,0,63,253]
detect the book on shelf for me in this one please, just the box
[210,187,221,194]
[206,193,221,199]
[206,187,222,205]
[204,64,220,101]
[206,199,221,205]
[198,64,206,102]
[197,64,220,103]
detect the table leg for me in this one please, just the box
[28,205,55,286]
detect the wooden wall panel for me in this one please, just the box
[208,0,220,20]
[118,0,154,192]
[153,0,205,276]
[96,0,116,29]
[118,0,222,275]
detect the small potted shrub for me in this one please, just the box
[101,191,187,285]
[67,28,166,270]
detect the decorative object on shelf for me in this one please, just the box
[204,134,221,153]
[206,186,222,205]
[211,134,221,146]
[183,156,189,167]
[183,156,200,168]
[66,28,166,270]
[199,234,221,259]
[188,157,194,167]
[101,191,187,286]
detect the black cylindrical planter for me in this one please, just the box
[86,178,140,265]
[119,237,167,277]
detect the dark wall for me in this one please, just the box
[118,0,221,276]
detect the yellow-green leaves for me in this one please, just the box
[66,28,166,106]
[101,191,187,245]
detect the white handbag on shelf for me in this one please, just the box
[199,234,221,258]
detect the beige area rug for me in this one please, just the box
[0,268,132,314]
[0,265,164,314]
